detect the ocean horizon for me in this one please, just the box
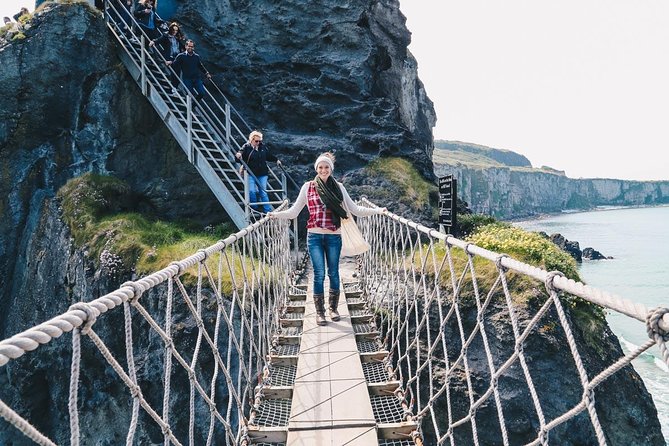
[515,205,669,442]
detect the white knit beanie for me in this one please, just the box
[314,155,334,172]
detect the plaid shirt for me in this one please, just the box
[306,182,339,231]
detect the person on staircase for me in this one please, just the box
[133,0,162,40]
[149,22,186,94]
[268,152,385,325]
[235,131,282,214]
[168,39,211,99]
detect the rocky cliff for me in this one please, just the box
[434,141,669,219]
[0,0,435,329]
[0,0,435,442]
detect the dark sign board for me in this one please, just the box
[438,175,457,227]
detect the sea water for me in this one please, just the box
[515,206,669,441]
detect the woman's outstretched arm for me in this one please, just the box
[270,182,309,220]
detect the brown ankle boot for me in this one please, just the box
[328,289,340,321]
[313,293,327,326]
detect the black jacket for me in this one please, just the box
[153,34,185,60]
[237,143,278,176]
[171,51,208,80]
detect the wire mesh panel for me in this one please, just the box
[353,323,377,334]
[253,399,292,427]
[269,365,297,387]
[350,308,370,317]
[357,339,382,353]
[370,395,406,424]
[274,344,300,357]
[378,440,415,446]
[280,326,302,336]
[363,362,391,384]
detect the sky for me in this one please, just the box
[398,0,669,181]
[3,1,668,181]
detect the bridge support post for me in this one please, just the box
[281,173,287,200]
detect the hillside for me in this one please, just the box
[434,140,669,219]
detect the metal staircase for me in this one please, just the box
[103,0,287,229]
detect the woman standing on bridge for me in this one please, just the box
[269,153,384,325]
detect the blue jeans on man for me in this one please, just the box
[183,78,206,98]
[307,233,342,295]
[249,174,272,213]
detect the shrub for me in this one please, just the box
[468,223,580,281]
[468,223,606,328]
[455,213,498,238]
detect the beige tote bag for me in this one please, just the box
[340,207,370,257]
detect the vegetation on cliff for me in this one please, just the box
[416,216,606,358]
[57,173,235,283]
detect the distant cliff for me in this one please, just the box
[434,141,669,219]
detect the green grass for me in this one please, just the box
[57,173,236,282]
[366,157,436,211]
[467,223,607,347]
[468,223,580,281]
[411,222,606,352]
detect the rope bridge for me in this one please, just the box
[0,202,667,445]
[357,199,669,445]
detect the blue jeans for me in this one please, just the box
[308,233,342,295]
[183,77,206,98]
[249,174,271,213]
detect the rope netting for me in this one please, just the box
[0,212,296,445]
[357,199,669,446]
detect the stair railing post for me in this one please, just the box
[243,169,250,223]
[186,94,193,164]
[140,35,147,96]
[293,217,299,269]
[225,102,231,146]
[244,169,251,223]
[281,173,287,200]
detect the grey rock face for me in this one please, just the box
[170,0,436,179]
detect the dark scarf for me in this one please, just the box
[315,176,348,227]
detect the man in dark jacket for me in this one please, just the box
[235,131,282,213]
[168,39,211,98]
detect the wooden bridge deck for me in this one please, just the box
[286,273,378,445]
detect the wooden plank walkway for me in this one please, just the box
[286,264,378,445]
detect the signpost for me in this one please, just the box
[438,175,457,233]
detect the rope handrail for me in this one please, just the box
[362,198,668,333]
[357,198,668,445]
